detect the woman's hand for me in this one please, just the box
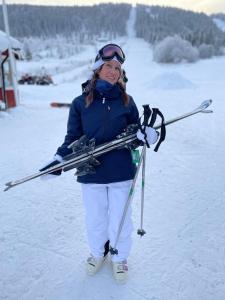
[39,154,63,180]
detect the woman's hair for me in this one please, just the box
[85,68,129,107]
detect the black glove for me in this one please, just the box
[39,155,63,177]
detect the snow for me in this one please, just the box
[213,18,225,32]
[126,6,136,38]
[148,71,197,90]
[1,8,225,300]
[0,30,22,52]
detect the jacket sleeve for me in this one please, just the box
[56,98,83,157]
[127,96,140,125]
[127,96,144,148]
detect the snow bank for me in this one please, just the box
[148,72,197,90]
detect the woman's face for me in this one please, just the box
[98,60,121,85]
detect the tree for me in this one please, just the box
[153,35,199,63]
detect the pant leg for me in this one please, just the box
[108,180,133,262]
[82,183,109,259]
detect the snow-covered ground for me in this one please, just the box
[1,8,225,300]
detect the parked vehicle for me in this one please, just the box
[18,73,53,85]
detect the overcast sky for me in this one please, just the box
[4,0,225,14]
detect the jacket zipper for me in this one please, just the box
[102,97,111,138]
[102,97,110,111]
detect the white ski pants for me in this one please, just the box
[82,180,133,262]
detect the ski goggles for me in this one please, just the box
[95,44,125,64]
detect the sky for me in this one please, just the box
[3,0,225,15]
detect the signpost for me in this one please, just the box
[1,0,19,107]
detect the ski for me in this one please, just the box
[4,128,139,191]
[4,100,212,192]
[50,102,71,108]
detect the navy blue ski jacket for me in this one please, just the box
[56,79,139,184]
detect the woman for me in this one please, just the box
[41,44,158,283]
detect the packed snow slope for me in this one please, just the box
[1,10,225,300]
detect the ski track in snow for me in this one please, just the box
[1,8,225,300]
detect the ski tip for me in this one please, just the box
[208,99,213,106]
[4,182,12,192]
[201,109,213,114]
[200,99,212,110]
[50,102,60,107]
[50,102,71,108]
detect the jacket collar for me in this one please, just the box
[95,79,122,99]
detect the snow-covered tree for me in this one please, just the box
[153,35,199,63]
[0,4,130,40]
[23,40,32,60]
[198,44,215,59]
[135,5,225,54]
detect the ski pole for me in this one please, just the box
[110,145,145,255]
[137,144,147,237]
[134,104,151,237]
[154,99,213,130]
[110,99,213,254]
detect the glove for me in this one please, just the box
[39,154,63,180]
[137,127,159,145]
